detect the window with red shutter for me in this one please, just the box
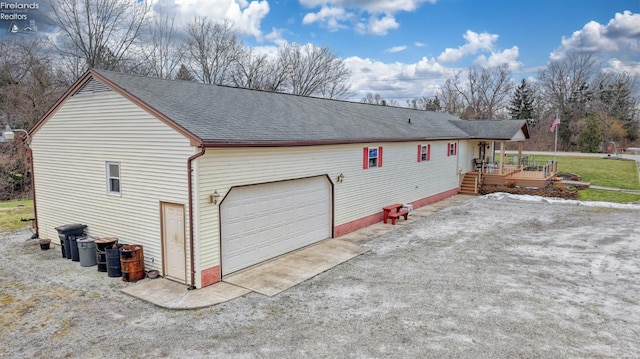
[363,146,382,168]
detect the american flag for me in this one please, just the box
[550,115,560,132]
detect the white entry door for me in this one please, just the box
[221,176,332,275]
[162,202,186,281]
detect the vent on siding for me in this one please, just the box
[73,78,112,96]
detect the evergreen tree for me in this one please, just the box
[596,75,638,142]
[508,79,534,120]
[174,64,195,81]
[579,114,602,153]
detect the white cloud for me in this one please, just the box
[302,6,349,31]
[151,0,269,40]
[414,42,425,47]
[550,11,640,61]
[343,55,454,103]
[605,59,640,77]
[299,0,435,35]
[366,13,400,35]
[386,45,408,53]
[437,30,498,63]
[264,28,288,47]
[473,46,523,70]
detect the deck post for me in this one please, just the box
[499,141,505,174]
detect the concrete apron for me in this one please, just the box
[121,194,472,309]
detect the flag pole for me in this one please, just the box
[553,111,559,163]
[554,118,558,163]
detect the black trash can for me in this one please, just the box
[55,224,87,260]
[69,235,83,262]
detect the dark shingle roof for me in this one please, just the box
[92,69,527,145]
[450,119,528,140]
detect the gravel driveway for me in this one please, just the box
[1,194,639,358]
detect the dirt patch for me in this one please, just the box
[1,195,639,358]
[480,182,580,199]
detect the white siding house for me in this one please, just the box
[30,69,529,289]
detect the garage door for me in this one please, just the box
[220,176,332,275]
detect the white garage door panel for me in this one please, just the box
[221,176,331,275]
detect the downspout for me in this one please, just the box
[28,146,38,238]
[187,145,206,289]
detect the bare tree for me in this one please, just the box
[186,17,243,85]
[278,43,350,99]
[538,52,599,149]
[361,93,398,106]
[441,64,513,119]
[407,96,442,111]
[142,13,184,79]
[49,0,152,71]
[439,77,466,117]
[0,38,68,200]
[230,48,281,91]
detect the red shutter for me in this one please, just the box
[454,143,458,155]
[363,147,369,169]
[417,145,421,162]
[447,143,450,156]
[378,146,383,167]
[427,144,431,161]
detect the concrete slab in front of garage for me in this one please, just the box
[223,238,369,296]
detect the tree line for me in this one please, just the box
[367,54,638,153]
[0,0,638,200]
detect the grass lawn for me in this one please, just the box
[0,199,35,231]
[578,189,640,203]
[520,155,640,190]
[500,154,640,203]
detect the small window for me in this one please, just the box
[106,162,121,195]
[448,142,457,156]
[368,148,378,168]
[363,146,383,169]
[421,145,430,161]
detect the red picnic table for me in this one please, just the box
[383,203,409,225]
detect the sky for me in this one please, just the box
[2,0,639,103]
[149,0,640,102]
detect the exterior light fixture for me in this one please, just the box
[336,173,345,183]
[210,190,220,204]
[2,125,30,143]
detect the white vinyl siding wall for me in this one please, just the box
[31,91,194,274]
[196,141,461,270]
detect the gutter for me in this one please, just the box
[187,145,206,289]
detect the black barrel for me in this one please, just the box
[64,236,72,259]
[106,245,123,277]
[69,235,82,262]
[94,238,118,273]
[96,250,107,272]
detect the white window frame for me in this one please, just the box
[421,145,429,161]
[368,147,378,168]
[449,143,457,156]
[106,161,121,196]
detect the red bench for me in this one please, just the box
[387,210,409,225]
[383,203,409,225]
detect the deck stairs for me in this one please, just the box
[460,172,480,195]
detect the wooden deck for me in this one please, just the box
[461,162,557,194]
